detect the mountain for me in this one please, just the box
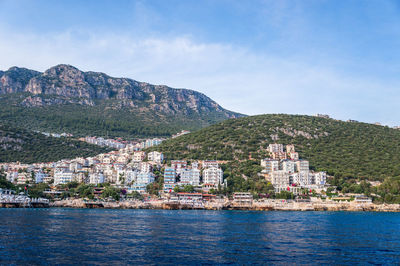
[148,114,400,181]
[0,64,243,138]
[0,124,110,163]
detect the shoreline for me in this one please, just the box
[38,199,400,212]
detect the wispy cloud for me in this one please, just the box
[0,26,399,125]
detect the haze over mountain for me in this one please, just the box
[0,64,243,138]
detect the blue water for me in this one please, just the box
[1,209,400,265]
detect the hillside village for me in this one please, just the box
[2,126,375,208]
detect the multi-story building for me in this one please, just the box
[272,152,287,160]
[133,172,155,193]
[89,173,105,185]
[125,169,139,185]
[295,160,309,172]
[163,167,177,192]
[314,172,327,186]
[6,171,18,183]
[17,172,32,185]
[291,171,311,186]
[133,151,146,162]
[180,168,201,186]
[271,170,290,187]
[282,160,295,173]
[145,138,163,148]
[203,167,223,186]
[164,167,176,183]
[69,162,82,172]
[54,170,75,185]
[268,143,284,153]
[147,151,164,164]
[171,160,187,174]
[140,162,153,174]
[261,159,279,173]
[34,171,48,183]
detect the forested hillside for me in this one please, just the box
[0,124,110,163]
[0,64,243,138]
[149,114,400,181]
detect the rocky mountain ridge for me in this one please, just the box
[0,64,243,137]
[0,64,240,118]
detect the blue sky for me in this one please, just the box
[0,0,399,125]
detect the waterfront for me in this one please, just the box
[1,209,400,265]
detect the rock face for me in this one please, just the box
[0,67,40,94]
[1,64,241,118]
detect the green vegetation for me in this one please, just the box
[0,93,238,139]
[150,114,400,181]
[173,184,196,193]
[0,123,110,163]
[221,160,274,196]
[0,169,15,190]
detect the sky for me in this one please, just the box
[0,0,400,125]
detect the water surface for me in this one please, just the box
[1,209,399,265]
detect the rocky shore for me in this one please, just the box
[48,198,400,212]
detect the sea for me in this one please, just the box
[1,209,400,265]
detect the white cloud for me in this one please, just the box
[0,26,399,125]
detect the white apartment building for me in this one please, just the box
[203,167,223,186]
[89,173,105,185]
[268,143,284,153]
[133,151,146,162]
[17,172,32,185]
[125,169,139,184]
[314,172,327,186]
[54,170,75,185]
[140,162,153,173]
[69,162,82,172]
[271,171,290,187]
[133,172,155,193]
[180,168,201,186]
[147,151,164,164]
[261,159,279,173]
[35,171,48,183]
[282,160,295,173]
[291,171,311,186]
[295,160,310,172]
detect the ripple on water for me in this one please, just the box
[1,209,400,265]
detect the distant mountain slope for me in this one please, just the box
[0,64,243,138]
[149,114,400,181]
[0,124,110,163]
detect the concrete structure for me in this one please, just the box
[203,167,223,186]
[164,168,176,183]
[132,151,146,162]
[89,173,105,185]
[268,144,284,153]
[140,162,153,173]
[314,172,327,186]
[34,171,48,183]
[271,171,290,187]
[261,159,279,173]
[292,171,311,186]
[282,160,295,173]
[295,160,310,172]
[54,170,75,185]
[180,168,201,186]
[147,151,164,164]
